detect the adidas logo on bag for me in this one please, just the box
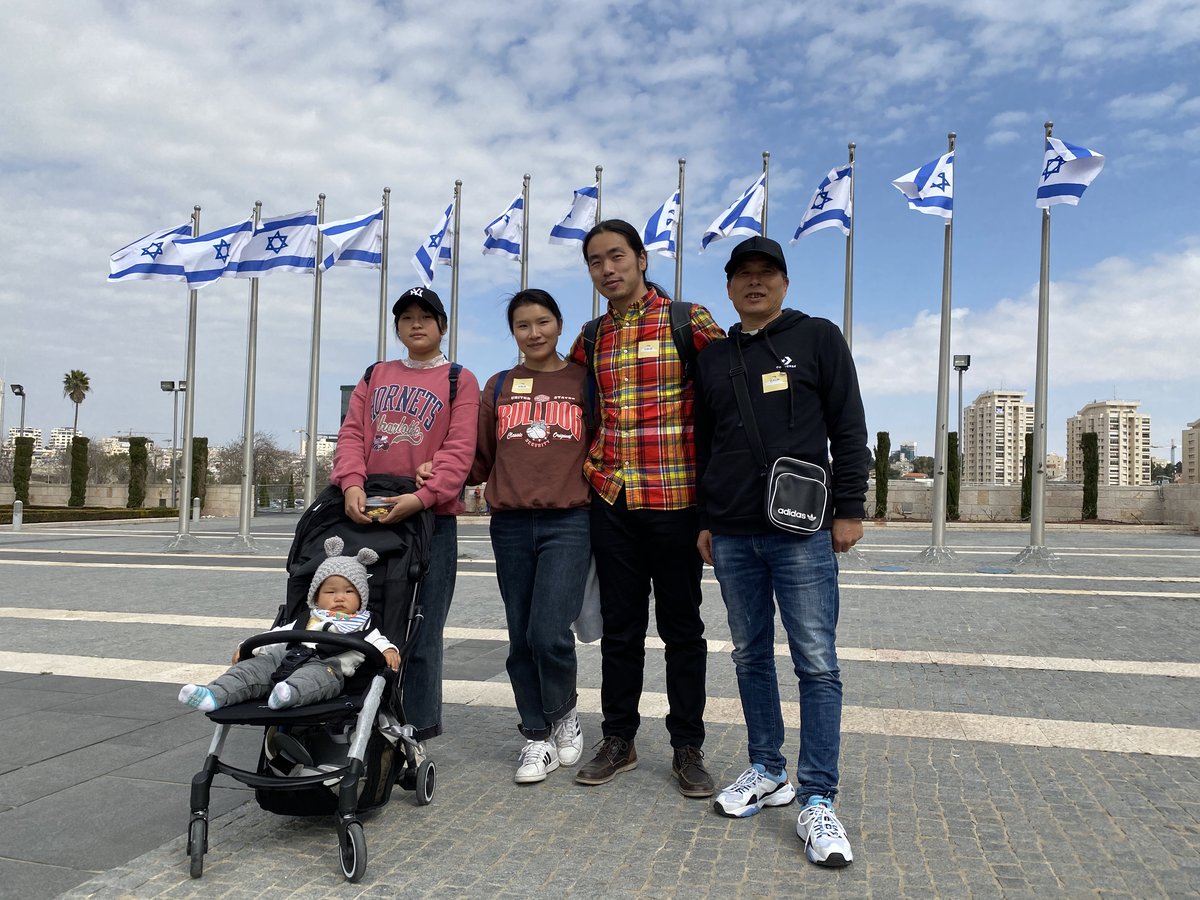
[777,507,818,522]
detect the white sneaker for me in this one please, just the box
[550,710,584,767]
[713,764,796,818]
[796,796,853,867]
[514,740,559,784]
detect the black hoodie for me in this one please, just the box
[695,309,869,535]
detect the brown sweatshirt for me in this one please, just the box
[469,363,591,511]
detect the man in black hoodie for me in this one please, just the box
[694,236,868,868]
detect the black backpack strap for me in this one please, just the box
[362,362,380,384]
[492,369,510,409]
[448,362,462,402]
[668,301,698,382]
[581,317,604,433]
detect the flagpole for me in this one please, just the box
[304,194,326,507]
[592,165,603,317]
[377,187,391,361]
[761,151,770,237]
[165,205,202,551]
[520,174,530,291]
[919,132,957,565]
[675,157,685,300]
[225,201,264,552]
[843,142,856,351]
[1012,121,1060,571]
[449,180,462,361]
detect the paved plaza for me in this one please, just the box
[0,514,1197,898]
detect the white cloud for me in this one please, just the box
[1108,83,1190,120]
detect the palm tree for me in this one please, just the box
[63,369,91,435]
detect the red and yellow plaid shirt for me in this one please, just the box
[569,288,725,510]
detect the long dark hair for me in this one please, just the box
[581,219,672,300]
[506,288,563,332]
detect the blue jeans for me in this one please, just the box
[490,508,590,739]
[712,529,841,798]
[401,514,457,741]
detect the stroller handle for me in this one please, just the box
[239,630,390,670]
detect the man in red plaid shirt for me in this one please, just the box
[568,220,726,797]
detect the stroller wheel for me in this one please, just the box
[187,818,207,879]
[415,759,435,806]
[339,821,367,882]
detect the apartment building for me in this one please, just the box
[962,390,1033,484]
[1065,400,1152,485]
[1183,418,1200,484]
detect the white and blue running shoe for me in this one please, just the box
[713,764,797,818]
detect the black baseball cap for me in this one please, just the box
[392,286,447,319]
[724,236,788,278]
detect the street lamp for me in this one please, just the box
[10,384,26,435]
[953,355,971,481]
[160,380,187,507]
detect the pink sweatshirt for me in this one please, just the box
[331,359,480,515]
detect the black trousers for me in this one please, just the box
[590,489,707,748]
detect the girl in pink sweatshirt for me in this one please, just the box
[331,285,479,747]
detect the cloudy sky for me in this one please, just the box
[2,0,1198,462]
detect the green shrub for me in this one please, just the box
[13,437,33,505]
[873,431,890,518]
[69,436,89,507]
[947,432,960,521]
[1082,432,1099,520]
[1021,433,1033,521]
[127,437,148,508]
[190,437,209,510]
[0,505,178,525]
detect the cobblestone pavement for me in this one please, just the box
[0,516,1197,898]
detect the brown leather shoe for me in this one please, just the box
[672,746,714,797]
[575,736,637,785]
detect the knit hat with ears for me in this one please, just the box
[307,536,379,609]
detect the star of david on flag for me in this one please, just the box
[701,173,766,252]
[892,153,954,219]
[108,222,192,283]
[482,194,524,260]
[319,207,384,270]
[1035,137,1105,208]
[412,200,455,287]
[792,165,853,242]
[643,190,681,259]
[231,210,320,278]
[173,217,254,288]
[548,183,599,245]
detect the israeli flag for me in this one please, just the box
[1036,138,1105,208]
[482,194,524,260]
[412,201,455,287]
[548,183,599,245]
[319,207,384,270]
[230,210,320,278]
[892,153,954,219]
[643,190,681,258]
[792,166,853,242]
[173,217,255,288]
[701,174,765,252]
[108,223,191,283]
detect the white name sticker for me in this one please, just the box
[762,372,789,393]
[511,378,534,394]
[637,340,659,358]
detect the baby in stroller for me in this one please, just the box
[179,537,399,713]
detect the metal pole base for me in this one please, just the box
[912,544,959,568]
[163,532,203,553]
[223,534,261,554]
[1008,544,1060,572]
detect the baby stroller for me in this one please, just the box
[186,476,433,883]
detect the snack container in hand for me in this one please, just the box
[364,497,393,519]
